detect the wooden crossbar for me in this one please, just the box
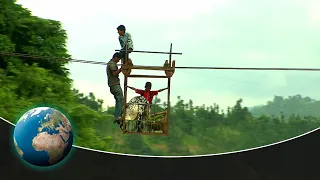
[131,65,174,71]
[115,49,182,55]
[128,75,168,78]
[123,131,167,136]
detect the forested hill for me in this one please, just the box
[249,95,320,118]
[1,1,320,156]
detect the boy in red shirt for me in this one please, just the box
[128,82,167,104]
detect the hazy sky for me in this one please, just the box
[16,0,320,110]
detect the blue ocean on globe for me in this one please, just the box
[13,107,73,167]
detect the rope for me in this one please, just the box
[174,66,320,71]
[1,51,320,71]
[0,52,109,65]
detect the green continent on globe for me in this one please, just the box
[14,107,73,167]
[32,132,68,164]
[32,109,72,165]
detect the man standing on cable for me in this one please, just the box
[107,52,124,127]
[128,82,168,104]
[117,25,134,64]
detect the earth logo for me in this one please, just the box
[13,107,73,167]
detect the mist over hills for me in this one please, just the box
[249,94,320,118]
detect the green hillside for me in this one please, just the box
[250,95,320,118]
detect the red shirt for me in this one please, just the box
[135,89,158,104]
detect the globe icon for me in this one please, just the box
[13,107,73,167]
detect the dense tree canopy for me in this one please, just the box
[1,1,320,156]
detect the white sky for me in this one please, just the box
[16,0,320,110]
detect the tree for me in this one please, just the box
[0,0,109,151]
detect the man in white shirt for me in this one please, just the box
[117,25,134,64]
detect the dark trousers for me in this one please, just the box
[119,45,132,63]
[109,85,124,120]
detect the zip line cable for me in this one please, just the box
[1,51,320,72]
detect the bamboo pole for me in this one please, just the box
[115,49,182,55]
[166,43,172,136]
[122,43,129,133]
[128,75,168,78]
[131,65,174,71]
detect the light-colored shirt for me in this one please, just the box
[119,32,134,50]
